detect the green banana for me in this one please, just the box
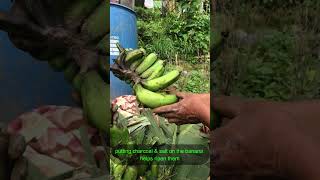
[135,53,157,74]
[48,56,69,72]
[151,162,158,179]
[145,171,152,179]
[81,71,109,131]
[123,166,138,180]
[81,1,108,40]
[64,0,101,30]
[125,48,146,65]
[134,84,178,108]
[142,70,180,91]
[140,60,164,79]
[72,73,84,92]
[155,67,165,78]
[97,34,109,54]
[114,164,127,180]
[63,62,80,83]
[137,165,148,176]
[110,155,121,174]
[146,64,164,80]
[98,57,109,83]
[129,58,143,71]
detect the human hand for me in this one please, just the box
[212,96,320,180]
[153,92,210,126]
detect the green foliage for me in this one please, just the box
[136,7,209,64]
[136,5,210,93]
[214,1,320,101]
[183,70,209,93]
[214,30,320,100]
[220,0,320,9]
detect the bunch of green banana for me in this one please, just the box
[0,0,110,85]
[110,44,182,108]
[81,71,110,132]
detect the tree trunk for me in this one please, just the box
[162,0,176,16]
[168,0,175,12]
[161,0,167,16]
[211,0,216,31]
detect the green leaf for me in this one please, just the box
[306,70,316,82]
[142,110,167,145]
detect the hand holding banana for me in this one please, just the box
[110,44,181,108]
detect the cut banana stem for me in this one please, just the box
[134,84,178,108]
[142,70,180,91]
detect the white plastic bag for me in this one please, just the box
[144,0,154,9]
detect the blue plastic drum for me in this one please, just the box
[110,3,138,99]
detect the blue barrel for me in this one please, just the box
[110,3,138,99]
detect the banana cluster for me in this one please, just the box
[111,44,181,108]
[4,0,111,132]
[47,57,109,132]
[41,1,110,132]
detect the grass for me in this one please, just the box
[165,61,210,93]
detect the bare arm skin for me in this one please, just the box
[212,96,320,180]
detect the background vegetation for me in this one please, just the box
[212,0,320,101]
[136,0,210,93]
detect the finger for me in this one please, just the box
[168,118,199,125]
[157,112,180,119]
[153,103,179,114]
[212,95,245,119]
[167,118,186,125]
